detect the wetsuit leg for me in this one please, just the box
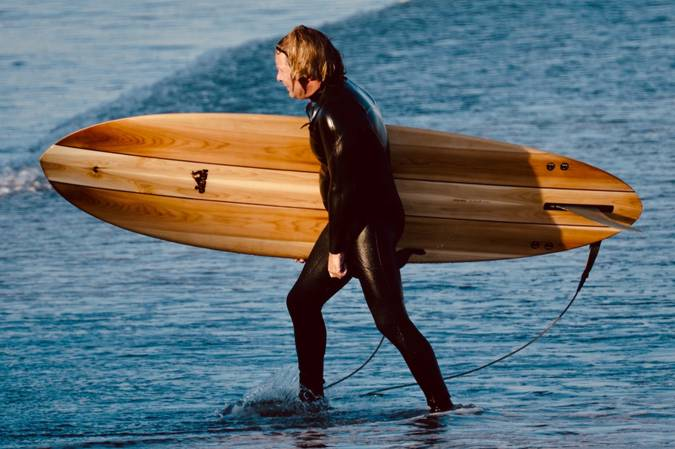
[350,223,453,411]
[286,224,351,397]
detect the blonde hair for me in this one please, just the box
[276,25,345,84]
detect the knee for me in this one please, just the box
[286,286,315,319]
[373,314,408,344]
[286,287,302,318]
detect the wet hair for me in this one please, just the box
[275,25,345,85]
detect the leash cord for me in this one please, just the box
[324,335,386,390]
[325,241,601,395]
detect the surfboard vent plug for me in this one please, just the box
[192,169,208,193]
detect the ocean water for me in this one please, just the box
[1,1,674,448]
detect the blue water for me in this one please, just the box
[1,1,674,448]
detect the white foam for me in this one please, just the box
[0,165,50,197]
[451,403,484,415]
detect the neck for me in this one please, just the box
[309,84,325,102]
[309,76,345,102]
[303,80,322,99]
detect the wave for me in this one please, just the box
[3,34,302,198]
[2,2,404,199]
[0,37,297,199]
[0,0,458,200]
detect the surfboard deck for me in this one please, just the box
[39,113,642,262]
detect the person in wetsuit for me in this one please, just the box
[274,25,453,412]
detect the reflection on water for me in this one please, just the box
[404,413,449,449]
[293,429,328,449]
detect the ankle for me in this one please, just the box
[428,396,453,413]
[299,385,324,402]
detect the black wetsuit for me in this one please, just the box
[286,78,452,410]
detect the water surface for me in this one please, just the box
[1,1,673,448]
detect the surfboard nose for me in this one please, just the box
[39,144,61,182]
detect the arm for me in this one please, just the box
[318,112,364,278]
[318,164,330,210]
[322,117,362,255]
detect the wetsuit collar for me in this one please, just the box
[309,85,325,103]
[309,76,346,103]
[305,77,345,125]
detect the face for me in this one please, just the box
[275,51,309,100]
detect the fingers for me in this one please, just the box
[327,252,347,279]
[294,258,306,264]
[329,267,347,279]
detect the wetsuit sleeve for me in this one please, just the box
[318,165,330,210]
[319,114,362,254]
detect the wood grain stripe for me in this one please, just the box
[51,182,618,262]
[42,145,641,227]
[57,113,635,191]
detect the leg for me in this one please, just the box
[287,224,351,398]
[352,224,453,411]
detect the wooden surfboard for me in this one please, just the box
[39,113,642,262]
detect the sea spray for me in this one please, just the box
[0,165,49,197]
[220,365,329,418]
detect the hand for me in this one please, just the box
[294,258,306,264]
[328,252,347,279]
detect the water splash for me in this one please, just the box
[450,403,484,416]
[220,365,329,418]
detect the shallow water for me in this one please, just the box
[2,1,674,448]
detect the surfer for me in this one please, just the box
[275,25,453,412]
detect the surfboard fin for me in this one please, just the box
[559,204,639,232]
[396,248,426,268]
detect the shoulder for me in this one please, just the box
[323,79,377,113]
[320,80,381,132]
[323,79,388,147]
